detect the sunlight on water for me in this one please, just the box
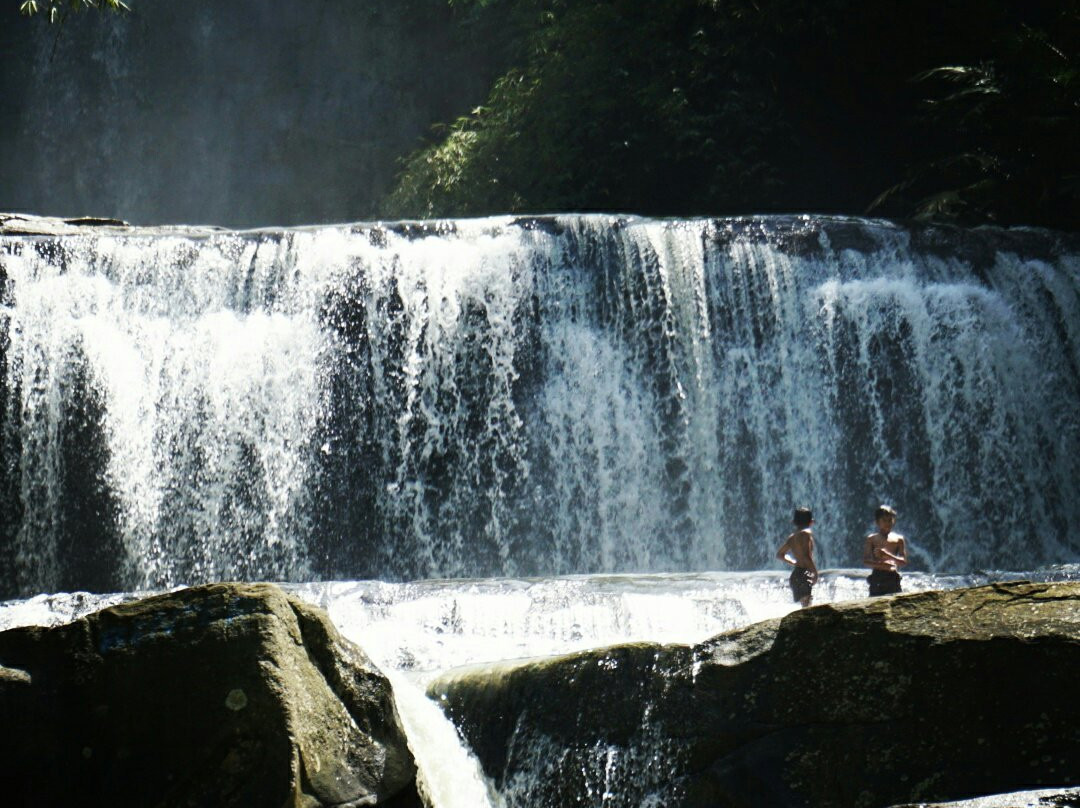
[387,670,505,808]
[292,568,1075,675]
[1,216,1078,596]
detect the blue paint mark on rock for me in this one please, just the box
[97,595,268,654]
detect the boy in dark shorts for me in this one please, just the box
[776,507,818,607]
[863,504,907,596]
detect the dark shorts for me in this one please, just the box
[868,569,902,597]
[789,566,814,602]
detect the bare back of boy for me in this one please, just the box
[777,527,818,607]
[781,529,816,571]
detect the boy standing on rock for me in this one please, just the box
[776,507,818,607]
[863,504,907,596]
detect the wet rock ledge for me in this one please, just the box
[429,581,1080,808]
[0,212,229,238]
[0,582,420,807]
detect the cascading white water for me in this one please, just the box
[1,215,1078,597]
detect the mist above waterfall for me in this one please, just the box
[1,215,1077,597]
[0,0,501,227]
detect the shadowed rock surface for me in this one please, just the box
[889,787,1080,807]
[0,582,419,807]
[429,581,1080,808]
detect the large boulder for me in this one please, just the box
[0,582,419,807]
[429,581,1080,808]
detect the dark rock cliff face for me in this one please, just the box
[0,582,420,807]
[429,581,1080,808]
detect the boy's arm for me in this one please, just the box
[891,537,908,566]
[862,535,877,568]
[875,537,907,565]
[865,535,907,570]
[805,534,819,579]
[775,537,796,567]
[863,535,893,570]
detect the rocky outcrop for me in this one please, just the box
[0,212,224,237]
[429,581,1080,808]
[889,787,1080,807]
[0,582,419,807]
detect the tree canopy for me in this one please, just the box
[385,0,1080,229]
[17,0,1079,228]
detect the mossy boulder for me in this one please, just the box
[0,582,419,807]
[429,581,1080,808]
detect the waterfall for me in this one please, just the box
[1,215,1078,597]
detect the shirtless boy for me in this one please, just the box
[776,507,818,607]
[863,504,907,596]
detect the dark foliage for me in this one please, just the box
[385,0,1079,229]
[19,0,1079,227]
[871,3,1080,228]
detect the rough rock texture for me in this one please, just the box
[429,581,1080,808]
[0,582,419,807]
[889,787,1080,807]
